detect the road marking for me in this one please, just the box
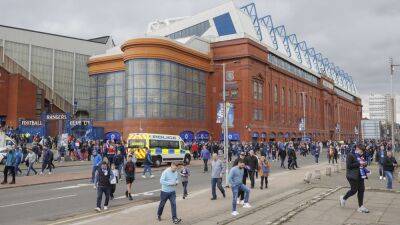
[114,189,161,200]
[52,183,94,190]
[0,194,77,208]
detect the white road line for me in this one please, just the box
[114,189,161,200]
[52,183,94,190]
[0,194,77,208]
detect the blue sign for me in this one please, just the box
[179,131,194,142]
[261,132,267,138]
[105,131,121,142]
[270,133,276,138]
[284,132,290,138]
[252,132,259,138]
[195,131,210,140]
[220,132,240,141]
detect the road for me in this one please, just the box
[0,155,327,225]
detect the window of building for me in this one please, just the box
[288,89,292,107]
[253,80,263,100]
[281,87,285,106]
[253,108,263,121]
[274,85,278,104]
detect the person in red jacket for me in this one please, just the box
[191,142,199,160]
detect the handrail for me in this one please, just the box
[0,46,72,113]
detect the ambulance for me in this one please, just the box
[127,133,191,167]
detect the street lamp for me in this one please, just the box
[389,58,399,150]
[214,60,239,187]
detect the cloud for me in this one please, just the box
[1,0,400,121]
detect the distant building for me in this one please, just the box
[361,119,381,140]
[368,93,396,124]
[0,25,113,128]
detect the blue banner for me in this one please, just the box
[195,131,210,140]
[180,131,194,142]
[220,132,240,141]
[105,131,122,142]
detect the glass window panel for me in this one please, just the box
[126,105,133,118]
[106,98,114,107]
[106,73,115,86]
[179,79,185,92]
[126,75,134,89]
[134,89,146,103]
[186,93,192,106]
[171,91,178,104]
[161,75,170,89]
[170,105,177,118]
[106,109,114,121]
[170,63,178,77]
[178,65,186,79]
[171,77,178,91]
[186,80,192,93]
[178,106,185,119]
[147,89,160,102]
[193,82,199,94]
[97,110,105,121]
[97,97,105,109]
[147,59,160,74]
[115,85,123,96]
[134,104,146,118]
[114,109,123,120]
[161,90,170,103]
[147,104,160,118]
[115,97,123,108]
[98,86,105,98]
[134,75,146,88]
[161,61,170,75]
[147,75,160,89]
[178,92,185,105]
[134,60,146,74]
[126,89,133,103]
[192,70,199,81]
[115,73,124,84]
[106,86,114,97]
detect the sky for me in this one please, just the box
[2,0,400,121]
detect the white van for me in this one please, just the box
[0,131,16,164]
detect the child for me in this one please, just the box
[180,163,190,199]
[110,164,118,199]
[259,156,271,189]
[355,153,370,179]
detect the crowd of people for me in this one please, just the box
[1,125,398,223]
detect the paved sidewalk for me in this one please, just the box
[0,160,91,172]
[0,160,204,189]
[50,161,400,225]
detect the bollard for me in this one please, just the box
[314,170,321,180]
[325,167,332,176]
[304,172,312,183]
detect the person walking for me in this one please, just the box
[228,159,251,216]
[375,145,387,180]
[259,155,271,189]
[110,164,118,199]
[210,153,226,200]
[328,145,335,164]
[382,151,397,189]
[40,147,53,175]
[180,162,190,199]
[157,162,182,224]
[94,161,114,212]
[278,147,286,168]
[124,155,136,201]
[245,150,258,189]
[340,145,369,213]
[14,147,23,176]
[91,150,102,183]
[142,147,154,178]
[1,146,16,184]
[200,146,211,173]
[113,150,124,180]
[25,148,38,176]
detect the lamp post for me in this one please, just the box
[214,60,239,187]
[389,58,399,150]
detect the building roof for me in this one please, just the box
[146,1,358,97]
[0,24,113,45]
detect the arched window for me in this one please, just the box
[281,87,285,106]
[288,89,292,107]
[274,85,278,103]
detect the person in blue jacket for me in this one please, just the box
[91,150,103,183]
[1,147,16,184]
[14,147,23,176]
[142,147,154,178]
